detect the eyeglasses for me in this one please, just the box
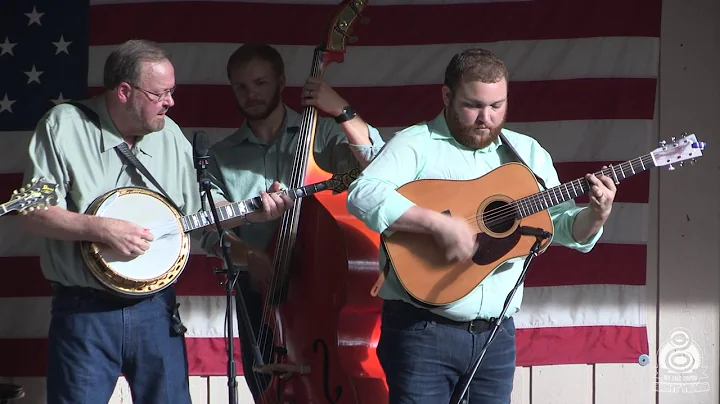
[131,85,176,102]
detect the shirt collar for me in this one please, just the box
[229,104,300,146]
[92,95,159,157]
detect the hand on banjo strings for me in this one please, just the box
[97,217,154,257]
[244,181,293,224]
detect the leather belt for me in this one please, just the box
[49,281,144,306]
[384,300,495,334]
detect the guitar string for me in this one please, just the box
[465,156,654,228]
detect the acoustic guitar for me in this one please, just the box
[378,133,706,306]
[2,177,58,217]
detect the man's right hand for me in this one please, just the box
[430,214,478,262]
[97,218,154,257]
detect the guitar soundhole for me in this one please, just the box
[482,200,516,233]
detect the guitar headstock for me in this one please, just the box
[651,133,706,171]
[323,0,370,65]
[6,177,59,215]
[327,168,361,194]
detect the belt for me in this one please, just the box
[49,282,145,306]
[384,300,495,333]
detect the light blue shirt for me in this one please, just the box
[346,111,602,322]
[200,104,385,255]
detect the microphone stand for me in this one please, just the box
[195,153,265,404]
[449,227,552,404]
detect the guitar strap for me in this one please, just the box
[498,132,548,191]
[65,101,182,212]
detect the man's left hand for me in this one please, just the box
[301,77,347,116]
[585,167,617,219]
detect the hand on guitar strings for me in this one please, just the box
[430,213,479,263]
[585,167,617,219]
[244,181,293,224]
[97,217,154,257]
[301,77,348,116]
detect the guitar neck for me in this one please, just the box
[180,180,332,232]
[515,153,656,218]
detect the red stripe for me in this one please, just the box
[86,79,657,129]
[89,0,661,46]
[0,325,648,376]
[0,242,644,298]
[516,325,649,366]
[526,244,646,287]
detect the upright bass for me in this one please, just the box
[250,1,388,402]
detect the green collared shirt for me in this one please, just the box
[23,95,203,290]
[199,104,385,255]
[346,111,603,322]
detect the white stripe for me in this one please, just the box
[86,37,659,87]
[0,202,647,259]
[0,284,643,339]
[90,0,532,5]
[515,284,645,328]
[0,119,655,174]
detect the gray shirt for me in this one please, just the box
[23,95,203,290]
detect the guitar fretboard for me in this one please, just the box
[513,153,656,218]
[180,181,330,232]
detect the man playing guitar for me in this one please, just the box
[346,48,617,404]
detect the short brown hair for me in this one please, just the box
[443,48,509,92]
[103,39,171,89]
[226,43,285,81]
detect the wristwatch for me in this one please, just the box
[334,105,357,124]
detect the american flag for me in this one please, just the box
[0,0,656,383]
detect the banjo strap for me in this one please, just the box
[65,101,183,212]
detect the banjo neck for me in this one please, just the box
[179,168,359,233]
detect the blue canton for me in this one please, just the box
[0,0,89,131]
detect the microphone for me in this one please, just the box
[193,130,210,175]
[193,131,211,207]
[519,226,552,239]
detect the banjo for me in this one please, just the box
[80,168,360,297]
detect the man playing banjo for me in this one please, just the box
[18,39,286,404]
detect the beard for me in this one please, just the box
[126,98,166,134]
[445,104,506,150]
[238,86,282,121]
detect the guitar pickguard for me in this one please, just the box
[472,230,521,265]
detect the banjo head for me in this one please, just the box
[80,187,190,297]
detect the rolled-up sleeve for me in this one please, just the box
[346,131,426,234]
[23,112,69,211]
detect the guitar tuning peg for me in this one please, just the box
[668,164,675,171]
[19,188,25,192]
[12,190,18,194]
[670,136,676,142]
[43,205,49,210]
[679,161,684,167]
[658,140,666,147]
[28,207,35,212]
[19,210,27,216]
[691,159,697,164]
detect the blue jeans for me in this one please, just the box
[377,300,516,404]
[46,283,191,404]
